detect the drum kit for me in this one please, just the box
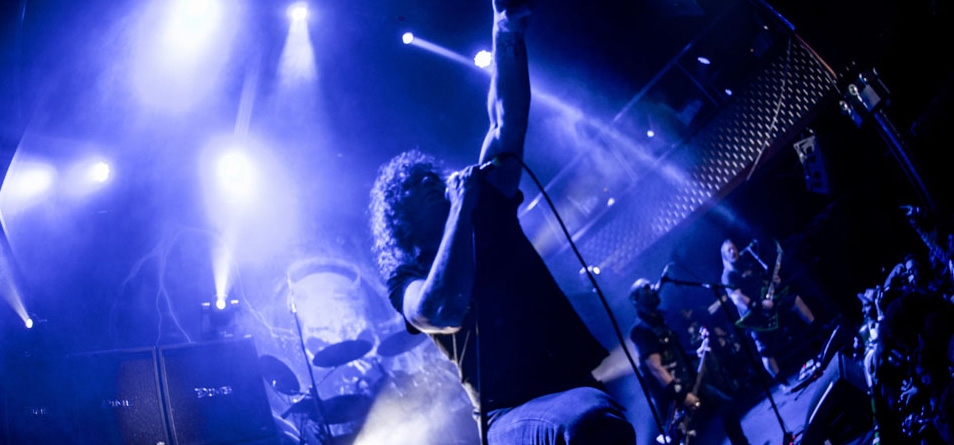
[258,330,430,445]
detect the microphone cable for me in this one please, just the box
[499,153,670,441]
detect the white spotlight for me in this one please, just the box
[216,151,256,201]
[402,32,414,45]
[11,164,55,200]
[287,2,308,22]
[185,0,213,18]
[25,318,34,329]
[647,130,655,138]
[473,50,492,69]
[89,161,111,183]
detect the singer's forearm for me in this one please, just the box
[480,9,530,197]
[404,204,475,333]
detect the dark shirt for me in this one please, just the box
[630,316,694,399]
[387,182,608,413]
[721,257,768,317]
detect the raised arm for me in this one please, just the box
[480,1,532,198]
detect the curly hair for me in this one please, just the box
[369,150,447,278]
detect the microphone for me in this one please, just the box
[741,239,758,253]
[477,156,501,173]
[653,263,673,291]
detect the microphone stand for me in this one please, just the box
[743,246,770,273]
[662,277,795,444]
[290,301,333,443]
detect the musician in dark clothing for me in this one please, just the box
[368,1,635,443]
[629,279,751,445]
[720,239,816,386]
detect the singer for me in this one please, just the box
[367,1,635,443]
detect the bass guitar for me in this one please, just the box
[668,327,710,445]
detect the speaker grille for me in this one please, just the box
[160,337,276,445]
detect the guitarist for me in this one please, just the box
[720,239,816,388]
[629,278,751,445]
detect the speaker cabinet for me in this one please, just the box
[160,337,276,445]
[801,352,873,444]
[3,357,75,444]
[70,348,169,445]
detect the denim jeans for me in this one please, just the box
[486,386,636,444]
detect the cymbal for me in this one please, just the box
[312,339,373,368]
[258,355,300,396]
[377,330,427,357]
[281,394,373,424]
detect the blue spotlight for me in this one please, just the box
[89,161,111,183]
[646,130,655,138]
[216,151,256,201]
[11,164,55,200]
[287,2,308,22]
[724,88,733,97]
[696,56,711,65]
[166,0,222,51]
[474,50,492,69]
[25,318,33,329]
[402,32,414,45]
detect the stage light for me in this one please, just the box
[25,318,33,329]
[474,50,492,69]
[184,0,213,18]
[10,164,55,200]
[216,151,256,201]
[287,2,308,21]
[278,2,317,84]
[402,32,414,44]
[215,298,227,310]
[647,130,655,138]
[89,161,111,183]
[724,88,733,96]
[696,56,711,65]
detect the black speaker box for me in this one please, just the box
[801,352,873,445]
[69,348,169,445]
[2,357,75,444]
[159,337,276,445]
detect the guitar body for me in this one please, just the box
[734,241,785,332]
[734,285,789,331]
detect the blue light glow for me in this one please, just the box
[25,318,33,329]
[11,164,55,200]
[474,50,492,69]
[696,56,711,65]
[90,161,111,183]
[287,2,308,21]
[217,151,256,201]
[647,130,655,138]
[724,88,733,96]
[402,32,414,45]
